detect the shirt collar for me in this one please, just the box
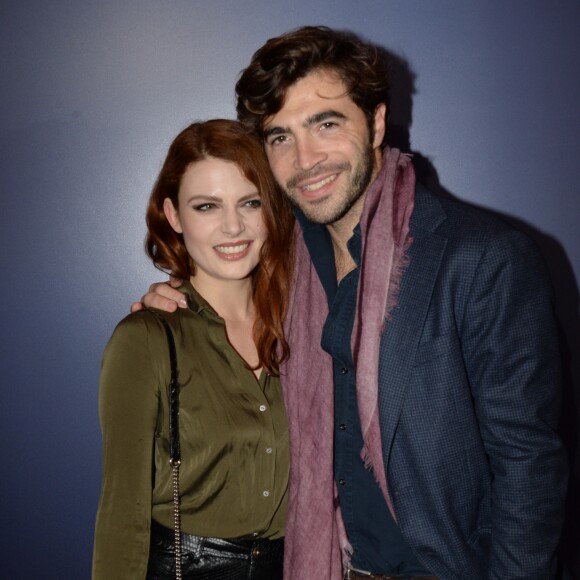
[294,208,362,300]
[179,280,218,317]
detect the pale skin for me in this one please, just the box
[133,68,387,308]
[163,156,266,378]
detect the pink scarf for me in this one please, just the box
[280,148,416,579]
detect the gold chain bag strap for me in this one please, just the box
[148,310,182,579]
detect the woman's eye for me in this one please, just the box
[244,199,262,209]
[193,203,215,212]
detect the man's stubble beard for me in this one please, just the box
[282,141,375,226]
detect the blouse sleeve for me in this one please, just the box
[92,313,163,580]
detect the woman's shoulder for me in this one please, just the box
[116,307,184,332]
[105,308,184,357]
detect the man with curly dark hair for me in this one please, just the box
[141,26,567,580]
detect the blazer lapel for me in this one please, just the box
[377,185,448,464]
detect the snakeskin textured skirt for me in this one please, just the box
[146,521,284,580]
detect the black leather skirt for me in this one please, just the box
[146,521,284,580]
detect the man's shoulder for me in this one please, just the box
[411,184,549,281]
[413,184,528,246]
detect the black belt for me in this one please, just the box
[344,570,438,580]
[151,520,284,561]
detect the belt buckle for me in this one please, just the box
[344,570,372,579]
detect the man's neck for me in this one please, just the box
[327,194,365,282]
[326,147,384,282]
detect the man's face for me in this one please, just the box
[263,69,386,226]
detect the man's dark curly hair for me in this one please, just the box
[235,26,391,146]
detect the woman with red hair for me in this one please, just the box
[93,119,294,579]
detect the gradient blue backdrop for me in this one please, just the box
[1,1,578,577]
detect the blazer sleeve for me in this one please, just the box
[92,314,163,580]
[460,228,567,579]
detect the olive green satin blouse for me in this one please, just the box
[92,282,288,579]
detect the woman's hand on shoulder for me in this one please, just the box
[130,277,187,313]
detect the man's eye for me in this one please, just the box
[268,135,288,146]
[320,121,337,130]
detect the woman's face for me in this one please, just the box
[164,156,266,287]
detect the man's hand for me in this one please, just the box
[130,278,187,313]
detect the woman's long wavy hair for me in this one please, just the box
[145,119,295,375]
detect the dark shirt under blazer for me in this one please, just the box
[299,184,567,580]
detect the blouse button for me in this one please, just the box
[259,405,267,412]
[266,447,273,454]
[262,490,270,497]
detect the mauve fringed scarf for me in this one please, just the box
[281,148,416,580]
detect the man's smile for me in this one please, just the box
[301,174,339,192]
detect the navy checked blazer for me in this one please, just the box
[376,185,567,579]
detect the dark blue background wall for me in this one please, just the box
[1,1,578,577]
